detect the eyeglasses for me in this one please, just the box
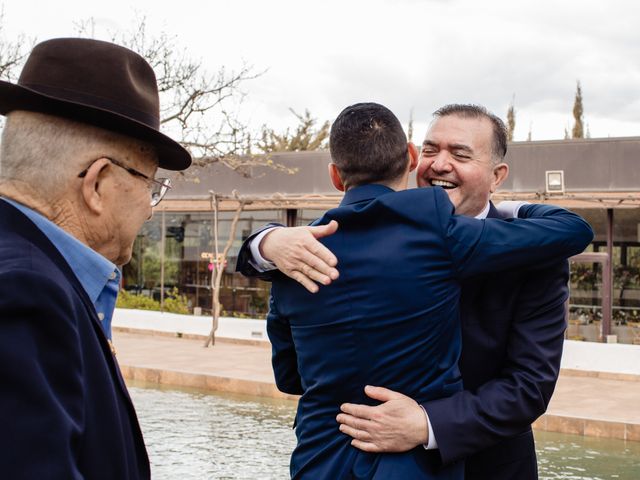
[78,157,172,207]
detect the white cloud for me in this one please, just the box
[2,0,639,140]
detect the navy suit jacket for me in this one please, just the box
[238,185,592,480]
[0,200,150,479]
[423,203,569,480]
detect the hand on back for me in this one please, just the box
[262,220,340,293]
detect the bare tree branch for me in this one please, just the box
[76,15,274,172]
[204,190,249,347]
[0,8,32,82]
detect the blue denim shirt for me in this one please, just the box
[3,198,120,340]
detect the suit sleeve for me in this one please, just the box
[235,222,286,281]
[423,261,569,464]
[433,189,593,278]
[266,294,303,395]
[0,269,85,479]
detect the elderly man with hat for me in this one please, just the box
[0,38,190,478]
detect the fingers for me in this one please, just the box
[291,271,320,294]
[264,226,340,291]
[338,423,373,443]
[363,385,406,402]
[298,249,338,283]
[339,403,375,419]
[311,220,339,242]
[287,258,332,293]
[350,439,383,453]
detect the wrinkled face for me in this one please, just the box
[105,150,157,265]
[417,115,500,217]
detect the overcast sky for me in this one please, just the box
[3,0,640,142]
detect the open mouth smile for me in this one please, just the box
[430,179,458,189]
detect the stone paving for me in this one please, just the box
[113,330,640,442]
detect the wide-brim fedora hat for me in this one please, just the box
[0,37,191,170]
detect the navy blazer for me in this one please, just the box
[0,200,150,479]
[424,203,569,479]
[240,185,592,479]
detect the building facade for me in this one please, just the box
[123,139,640,344]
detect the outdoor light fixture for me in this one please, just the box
[545,170,565,194]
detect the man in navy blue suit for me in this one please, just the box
[238,103,592,478]
[0,38,191,478]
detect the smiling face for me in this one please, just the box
[417,114,508,217]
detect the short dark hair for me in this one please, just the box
[329,102,408,190]
[433,104,508,159]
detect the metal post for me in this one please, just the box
[602,208,614,339]
[286,209,298,227]
[160,209,166,312]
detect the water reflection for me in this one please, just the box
[535,430,640,479]
[130,384,296,479]
[130,383,640,479]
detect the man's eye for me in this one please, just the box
[421,149,437,155]
[453,152,470,159]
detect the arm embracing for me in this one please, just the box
[235,223,286,281]
[266,294,303,395]
[235,221,339,292]
[443,195,593,278]
[424,261,569,464]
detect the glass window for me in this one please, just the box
[122,209,286,318]
[568,208,640,344]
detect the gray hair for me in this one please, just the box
[0,111,156,198]
[433,104,508,162]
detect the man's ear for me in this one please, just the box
[490,162,509,193]
[407,142,419,172]
[328,163,345,192]
[80,158,111,215]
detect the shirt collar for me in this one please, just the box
[475,202,491,219]
[2,198,118,304]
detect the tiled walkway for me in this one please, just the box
[114,330,640,441]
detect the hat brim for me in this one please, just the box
[0,80,191,171]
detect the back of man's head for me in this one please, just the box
[329,102,408,190]
[434,104,508,161]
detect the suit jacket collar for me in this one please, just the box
[487,201,501,219]
[340,184,395,206]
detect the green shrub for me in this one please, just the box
[163,287,190,314]
[116,287,190,314]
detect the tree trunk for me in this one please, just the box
[204,192,246,347]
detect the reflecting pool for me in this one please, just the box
[130,383,640,479]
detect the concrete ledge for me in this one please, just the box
[120,365,298,401]
[560,368,640,382]
[113,308,270,344]
[533,414,640,442]
[561,339,640,376]
[113,326,270,348]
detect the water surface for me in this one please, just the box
[130,383,640,479]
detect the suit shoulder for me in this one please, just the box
[377,187,455,227]
[0,234,76,300]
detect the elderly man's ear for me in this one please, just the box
[80,158,111,215]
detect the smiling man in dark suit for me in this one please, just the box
[237,103,591,479]
[0,38,190,479]
[334,104,570,479]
